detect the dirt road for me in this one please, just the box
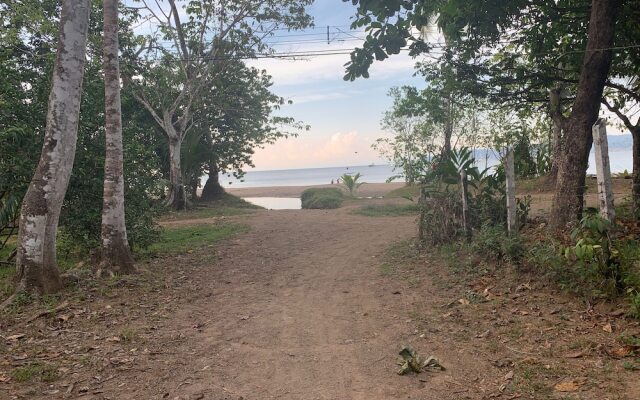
[102,209,459,399]
[92,208,488,400]
[3,203,638,399]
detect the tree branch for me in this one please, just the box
[602,97,637,131]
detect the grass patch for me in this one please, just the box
[162,193,261,221]
[384,184,420,199]
[11,363,59,383]
[301,188,343,209]
[144,223,248,256]
[0,264,15,301]
[379,262,395,276]
[353,203,420,217]
[119,327,139,342]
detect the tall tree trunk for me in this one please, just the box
[99,0,134,275]
[551,0,621,229]
[201,159,225,201]
[14,0,90,294]
[548,88,565,186]
[632,127,640,217]
[166,135,186,210]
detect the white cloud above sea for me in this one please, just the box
[251,130,385,170]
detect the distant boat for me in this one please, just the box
[368,163,375,167]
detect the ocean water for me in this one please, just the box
[219,164,401,188]
[220,148,633,189]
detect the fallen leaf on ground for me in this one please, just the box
[475,330,492,339]
[564,350,585,358]
[611,346,634,358]
[609,309,625,317]
[397,345,444,375]
[602,323,613,333]
[554,378,585,392]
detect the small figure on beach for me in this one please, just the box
[336,177,340,184]
[331,179,334,184]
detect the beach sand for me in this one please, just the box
[226,182,407,198]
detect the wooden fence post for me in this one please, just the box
[592,118,615,223]
[460,171,471,239]
[505,148,517,235]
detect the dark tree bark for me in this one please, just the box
[551,0,622,229]
[201,160,225,201]
[98,0,135,275]
[548,88,566,186]
[13,0,90,295]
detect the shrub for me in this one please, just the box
[301,188,343,209]
[472,223,524,266]
[529,211,640,306]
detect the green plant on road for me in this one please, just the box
[341,173,364,196]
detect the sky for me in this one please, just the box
[129,1,631,172]
[246,1,424,171]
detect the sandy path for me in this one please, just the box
[92,209,477,399]
[227,182,406,198]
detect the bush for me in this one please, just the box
[472,223,525,266]
[301,188,343,209]
[529,212,640,307]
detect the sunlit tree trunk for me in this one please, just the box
[551,0,621,229]
[166,131,186,210]
[99,0,135,275]
[14,0,90,294]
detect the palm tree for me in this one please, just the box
[341,173,364,196]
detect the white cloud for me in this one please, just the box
[251,130,385,170]
[289,91,349,104]
[250,43,419,87]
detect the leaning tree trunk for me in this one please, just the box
[98,0,135,275]
[166,134,187,210]
[632,127,640,217]
[201,159,225,201]
[551,0,621,229]
[14,0,90,295]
